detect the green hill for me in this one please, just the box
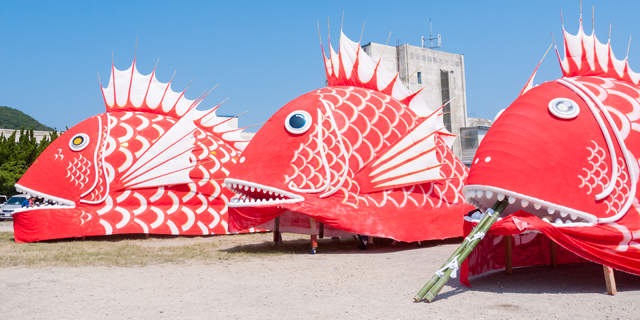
[0,106,54,131]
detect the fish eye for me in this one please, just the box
[69,133,90,151]
[548,98,580,119]
[284,110,312,134]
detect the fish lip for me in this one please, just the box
[14,184,76,208]
[462,185,597,227]
[224,178,304,208]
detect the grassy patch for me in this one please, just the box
[0,232,230,267]
[0,230,447,268]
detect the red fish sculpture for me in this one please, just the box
[225,32,473,242]
[461,15,640,283]
[12,59,251,242]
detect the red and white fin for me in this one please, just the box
[119,111,199,189]
[323,31,434,117]
[355,110,446,192]
[101,59,251,151]
[520,44,553,96]
[557,17,640,84]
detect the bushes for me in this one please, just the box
[0,127,58,196]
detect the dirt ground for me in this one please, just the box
[1,220,639,319]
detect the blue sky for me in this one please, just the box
[1,0,639,131]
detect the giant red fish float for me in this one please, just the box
[12,58,251,242]
[225,31,473,242]
[460,13,640,284]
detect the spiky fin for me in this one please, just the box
[557,18,640,84]
[100,59,250,151]
[322,32,436,119]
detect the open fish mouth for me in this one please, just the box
[14,184,75,208]
[463,185,597,227]
[224,178,304,208]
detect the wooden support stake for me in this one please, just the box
[310,218,318,253]
[505,235,513,275]
[81,236,86,241]
[550,241,557,268]
[144,234,149,239]
[603,265,617,295]
[319,222,324,239]
[273,216,281,244]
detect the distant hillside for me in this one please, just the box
[0,106,54,131]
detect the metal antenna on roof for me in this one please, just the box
[423,19,441,49]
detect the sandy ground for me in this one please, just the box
[1,220,639,319]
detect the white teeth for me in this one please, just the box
[468,191,476,198]
[534,203,542,210]
[244,185,249,191]
[269,191,273,195]
[565,220,573,224]
[555,218,563,224]
[508,196,516,204]
[485,191,493,199]
[547,208,555,214]
[232,183,237,188]
[257,188,262,193]
[269,198,273,202]
[250,187,255,192]
[521,200,529,208]
[477,190,484,198]
[497,193,505,201]
[542,218,550,223]
[560,211,568,218]
[570,213,578,220]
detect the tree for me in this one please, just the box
[0,127,58,196]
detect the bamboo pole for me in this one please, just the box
[414,200,506,301]
[416,199,509,302]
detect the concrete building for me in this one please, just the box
[362,41,468,156]
[0,129,58,143]
[459,117,493,166]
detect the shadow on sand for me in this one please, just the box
[222,236,464,255]
[432,262,640,302]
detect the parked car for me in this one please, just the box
[1,194,29,219]
[0,195,7,208]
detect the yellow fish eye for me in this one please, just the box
[69,133,90,152]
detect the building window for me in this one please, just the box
[417,72,422,84]
[441,70,452,132]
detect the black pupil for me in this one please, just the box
[289,114,306,129]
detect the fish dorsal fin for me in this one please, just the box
[354,108,447,192]
[557,17,640,84]
[102,58,251,151]
[101,59,198,118]
[322,31,433,117]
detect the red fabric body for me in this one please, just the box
[459,210,640,287]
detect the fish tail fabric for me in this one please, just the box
[13,58,254,242]
[461,15,640,284]
[225,30,473,242]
